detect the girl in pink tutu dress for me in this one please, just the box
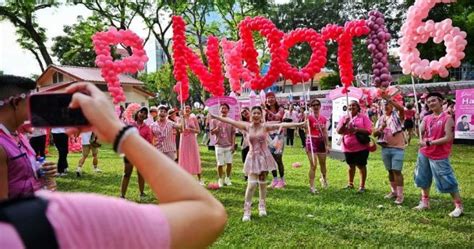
[178,105,204,185]
[211,106,305,221]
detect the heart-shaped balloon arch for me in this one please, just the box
[92,0,466,104]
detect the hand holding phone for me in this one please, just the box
[29,93,89,128]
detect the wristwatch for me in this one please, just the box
[425,140,431,147]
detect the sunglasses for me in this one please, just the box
[311,103,320,106]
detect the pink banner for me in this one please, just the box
[455,89,474,139]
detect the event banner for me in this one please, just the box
[205,96,240,120]
[455,89,474,140]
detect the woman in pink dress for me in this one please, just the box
[211,106,305,222]
[178,105,203,185]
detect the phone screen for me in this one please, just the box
[29,93,89,127]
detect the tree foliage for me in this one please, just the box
[51,15,107,67]
[0,1,57,71]
[319,73,342,90]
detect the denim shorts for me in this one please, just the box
[381,147,404,171]
[414,153,459,193]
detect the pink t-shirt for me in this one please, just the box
[420,112,453,160]
[0,191,170,249]
[337,114,373,153]
[405,109,416,120]
[308,114,327,137]
[210,119,236,148]
[151,120,177,153]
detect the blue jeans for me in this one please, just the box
[381,147,404,171]
[414,153,459,193]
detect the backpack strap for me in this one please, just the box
[0,196,58,249]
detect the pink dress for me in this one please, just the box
[178,117,201,175]
[243,124,277,175]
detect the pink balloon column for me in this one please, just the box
[238,16,284,90]
[321,20,369,91]
[92,27,149,104]
[172,16,224,101]
[367,10,392,88]
[280,28,327,84]
[398,0,467,80]
[172,16,191,102]
[221,38,254,94]
[68,136,82,153]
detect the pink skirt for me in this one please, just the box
[178,133,201,175]
[243,150,277,175]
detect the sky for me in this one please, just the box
[0,0,291,77]
[0,4,159,77]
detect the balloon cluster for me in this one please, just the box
[321,20,369,90]
[92,27,148,104]
[238,16,284,90]
[398,0,467,80]
[280,28,327,83]
[68,136,82,153]
[376,86,403,106]
[221,39,254,94]
[172,16,191,102]
[123,103,141,124]
[172,16,224,102]
[367,10,392,88]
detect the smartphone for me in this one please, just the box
[29,93,89,127]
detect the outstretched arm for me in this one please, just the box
[265,121,306,131]
[210,114,248,131]
[66,83,227,249]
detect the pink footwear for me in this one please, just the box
[270,179,279,188]
[275,179,284,189]
[281,178,287,187]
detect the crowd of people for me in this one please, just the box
[0,74,466,247]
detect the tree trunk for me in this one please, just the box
[25,23,53,67]
[28,48,45,72]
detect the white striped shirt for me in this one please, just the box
[151,120,176,153]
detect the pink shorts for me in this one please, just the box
[305,137,326,154]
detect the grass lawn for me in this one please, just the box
[51,137,473,248]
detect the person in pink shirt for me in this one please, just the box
[151,105,180,160]
[120,106,152,200]
[374,92,406,204]
[413,92,464,218]
[178,105,203,185]
[336,100,372,193]
[0,75,57,200]
[0,83,227,248]
[305,99,330,194]
[210,103,236,187]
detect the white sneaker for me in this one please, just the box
[218,178,224,188]
[320,177,328,189]
[258,201,267,217]
[75,167,82,177]
[449,207,464,218]
[94,167,102,173]
[413,201,430,211]
[199,180,205,186]
[224,177,232,186]
[242,202,252,222]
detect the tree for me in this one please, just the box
[74,0,150,56]
[51,15,107,67]
[319,73,342,90]
[0,1,57,71]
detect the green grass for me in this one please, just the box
[51,137,473,248]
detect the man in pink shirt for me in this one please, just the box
[151,105,180,160]
[210,104,236,187]
[414,92,464,218]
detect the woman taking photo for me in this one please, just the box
[0,82,227,248]
[305,99,330,194]
[336,100,372,193]
[210,106,304,221]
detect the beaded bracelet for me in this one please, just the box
[113,125,136,153]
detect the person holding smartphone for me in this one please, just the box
[0,75,57,200]
[0,82,227,248]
